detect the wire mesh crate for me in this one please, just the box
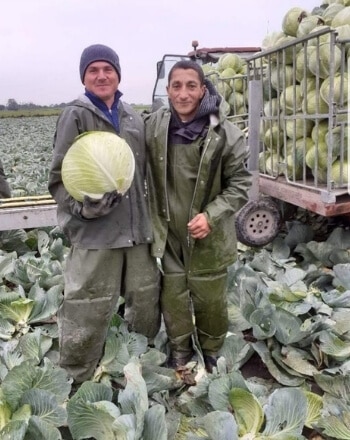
[246,27,350,216]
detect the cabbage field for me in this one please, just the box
[2,197,350,439]
[0,116,58,197]
[2,1,350,437]
[0,118,350,439]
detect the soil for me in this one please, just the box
[240,352,274,380]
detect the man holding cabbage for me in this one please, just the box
[48,44,160,384]
[145,60,251,373]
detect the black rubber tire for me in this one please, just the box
[236,198,281,247]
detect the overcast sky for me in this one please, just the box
[2,0,321,106]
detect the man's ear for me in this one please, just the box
[201,84,207,98]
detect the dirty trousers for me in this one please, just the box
[58,245,160,383]
[161,231,229,359]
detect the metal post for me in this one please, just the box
[247,78,263,201]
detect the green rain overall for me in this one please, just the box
[161,137,229,361]
[58,245,160,383]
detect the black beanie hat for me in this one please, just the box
[79,44,121,83]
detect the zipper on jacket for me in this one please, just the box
[163,116,171,221]
[187,130,212,247]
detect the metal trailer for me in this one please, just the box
[235,27,350,247]
[0,195,57,231]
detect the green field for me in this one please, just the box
[0,115,57,197]
[0,104,150,119]
[0,108,62,118]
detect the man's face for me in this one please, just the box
[167,68,206,122]
[83,61,119,107]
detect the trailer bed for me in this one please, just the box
[0,195,57,231]
[259,176,350,217]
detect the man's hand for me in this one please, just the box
[187,213,211,239]
[81,190,122,219]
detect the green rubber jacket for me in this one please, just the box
[145,106,252,275]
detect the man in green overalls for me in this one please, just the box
[145,60,251,372]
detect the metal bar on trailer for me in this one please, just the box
[247,79,262,202]
[0,204,58,231]
[259,176,350,217]
[0,194,58,230]
[0,200,56,208]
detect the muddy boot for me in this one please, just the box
[167,351,194,370]
[203,355,218,373]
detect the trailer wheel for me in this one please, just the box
[236,198,281,247]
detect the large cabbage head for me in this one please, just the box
[269,65,294,91]
[282,7,309,37]
[320,72,348,106]
[331,160,348,186]
[322,3,345,26]
[217,53,243,73]
[331,5,350,27]
[308,43,342,79]
[296,15,325,38]
[279,84,302,115]
[302,89,329,115]
[62,131,135,202]
[285,114,314,140]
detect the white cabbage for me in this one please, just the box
[270,35,302,65]
[299,76,317,97]
[280,84,302,115]
[264,125,284,152]
[216,80,232,100]
[308,43,342,78]
[335,24,350,49]
[220,67,236,82]
[331,159,348,184]
[261,31,285,51]
[331,5,350,27]
[62,131,135,202]
[295,47,315,83]
[259,151,281,176]
[311,120,330,143]
[282,7,309,37]
[306,25,332,46]
[285,138,313,180]
[217,53,243,73]
[264,98,280,117]
[286,136,314,157]
[284,113,314,140]
[228,91,246,112]
[325,125,349,158]
[302,89,329,114]
[297,15,325,38]
[270,65,295,91]
[322,3,345,26]
[320,72,348,105]
[230,74,245,93]
[305,141,329,170]
[285,115,314,140]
